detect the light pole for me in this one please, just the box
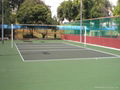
[1,0,4,44]
[80,0,82,43]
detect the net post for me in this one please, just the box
[80,0,82,43]
[84,26,87,47]
[1,0,4,44]
[11,24,14,48]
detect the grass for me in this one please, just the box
[0,40,120,90]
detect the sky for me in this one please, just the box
[41,0,118,17]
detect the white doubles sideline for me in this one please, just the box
[15,43,25,62]
[64,42,120,57]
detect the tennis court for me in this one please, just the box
[0,40,120,90]
[15,41,118,61]
[1,0,120,89]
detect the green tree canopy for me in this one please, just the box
[113,0,120,16]
[90,0,111,18]
[0,0,25,24]
[0,0,12,24]
[57,0,76,22]
[75,0,94,20]
[57,0,112,22]
[0,0,2,24]
[17,0,52,24]
[9,0,25,9]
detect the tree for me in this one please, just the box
[0,0,25,24]
[0,0,12,24]
[9,0,25,9]
[90,0,111,18]
[75,0,94,20]
[57,0,112,22]
[64,0,74,21]
[113,0,120,16]
[57,0,76,22]
[57,5,64,22]
[17,0,52,24]
[57,1,67,22]
[113,6,120,16]
[0,0,2,24]
[57,0,93,21]
[71,0,80,20]
[51,16,59,25]
[118,0,120,5]
[113,0,120,35]
[0,0,16,38]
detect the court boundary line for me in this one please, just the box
[20,48,87,52]
[64,40,120,51]
[64,41,120,57]
[16,45,70,47]
[15,43,25,62]
[19,47,81,49]
[23,56,119,62]
[16,42,65,44]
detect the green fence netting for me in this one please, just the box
[64,16,120,38]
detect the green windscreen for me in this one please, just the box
[64,16,120,38]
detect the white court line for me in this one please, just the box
[16,42,65,45]
[18,41,65,43]
[24,57,120,62]
[15,43,25,62]
[19,46,79,49]
[20,49,87,52]
[64,42,120,57]
[16,44,69,47]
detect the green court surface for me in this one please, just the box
[0,40,120,90]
